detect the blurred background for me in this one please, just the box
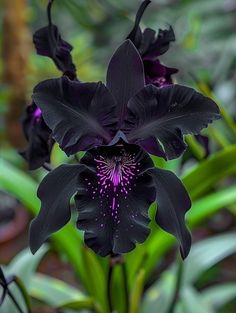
[0,1,236,313]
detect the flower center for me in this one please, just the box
[154,76,166,86]
[95,151,137,193]
[86,148,139,223]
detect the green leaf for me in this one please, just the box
[177,287,214,313]
[182,232,236,285]
[183,145,236,200]
[80,247,107,312]
[50,143,69,166]
[141,233,236,313]
[29,274,90,308]
[0,158,40,212]
[0,247,48,313]
[111,265,127,313]
[129,269,145,313]
[6,246,48,283]
[202,283,236,310]
[141,271,175,313]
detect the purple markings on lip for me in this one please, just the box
[93,150,138,223]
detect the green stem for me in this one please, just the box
[208,126,229,148]
[185,135,205,160]
[129,269,145,313]
[167,258,184,313]
[107,261,113,313]
[10,276,31,313]
[7,289,25,313]
[121,262,129,313]
[107,255,129,313]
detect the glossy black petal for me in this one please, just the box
[20,103,53,170]
[148,168,192,258]
[127,1,175,59]
[124,84,220,159]
[142,26,175,59]
[32,77,117,155]
[126,0,151,47]
[30,164,86,254]
[75,143,155,256]
[106,40,145,125]
[33,25,76,79]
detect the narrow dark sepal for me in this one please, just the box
[33,25,76,79]
[143,26,176,58]
[29,164,86,254]
[20,103,53,170]
[106,40,145,125]
[148,167,192,258]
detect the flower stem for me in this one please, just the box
[47,0,54,27]
[107,254,129,313]
[166,258,184,313]
[7,289,25,313]
[107,261,113,313]
[121,262,129,313]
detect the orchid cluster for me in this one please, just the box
[20,0,220,259]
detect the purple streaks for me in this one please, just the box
[85,149,138,225]
[33,107,42,122]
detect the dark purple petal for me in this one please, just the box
[30,164,87,254]
[126,0,151,47]
[148,168,192,258]
[75,143,155,256]
[33,25,76,79]
[144,59,178,87]
[32,77,117,155]
[20,103,53,170]
[138,28,156,55]
[135,137,166,159]
[106,40,145,125]
[124,84,220,159]
[143,26,176,59]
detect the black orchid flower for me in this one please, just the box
[33,0,77,80]
[29,40,220,259]
[127,0,178,87]
[19,103,54,170]
[20,0,77,170]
